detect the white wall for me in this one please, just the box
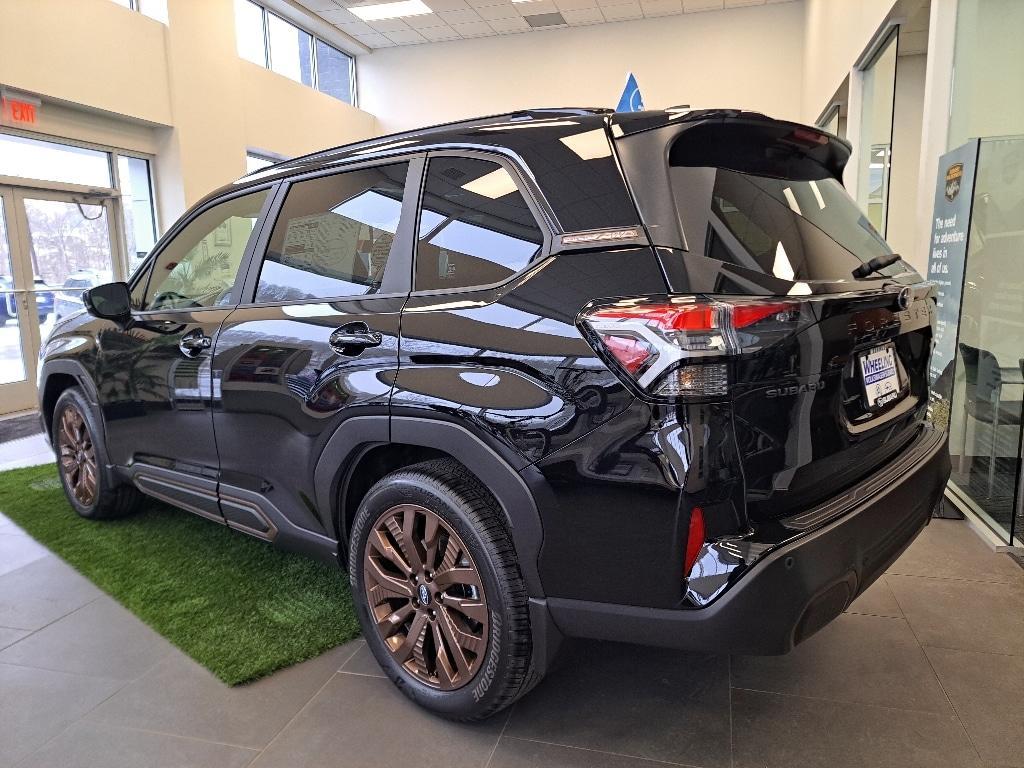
[801,0,896,122]
[358,1,807,135]
[887,53,926,269]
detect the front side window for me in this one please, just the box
[256,163,409,302]
[415,157,543,292]
[144,190,269,310]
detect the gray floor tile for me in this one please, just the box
[0,555,102,631]
[732,613,951,713]
[87,641,359,749]
[0,531,50,577]
[338,639,385,677]
[732,688,982,768]
[505,641,730,768]
[0,596,173,680]
[0,662,123,768]
[18,720,258,768]
[925,646,1024,767]
[489,737,685,768]
[888,575,1024,656]
[845,575,903,618]
[0,626,29,651]
[888,520,1024,585]
[251,673,504,768]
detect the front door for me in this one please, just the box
[97,188,273,516]
[0,185,119,415]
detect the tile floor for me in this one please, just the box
[0,460,1021,767]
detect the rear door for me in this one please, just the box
[211,157,418,540]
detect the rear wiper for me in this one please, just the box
[852,253,902,279]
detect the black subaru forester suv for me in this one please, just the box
[39,108,950,720]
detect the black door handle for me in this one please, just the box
[179,329,212,357]
[329,322,382,356]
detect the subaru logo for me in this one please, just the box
[897,287,912,311]
[417,584,431,606]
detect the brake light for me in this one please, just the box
[684,506,705,576]
[580,296,809,400]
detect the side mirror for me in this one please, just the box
[83,282,132,321]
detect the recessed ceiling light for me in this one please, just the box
[462,168,518,199]
[351,0,432,22]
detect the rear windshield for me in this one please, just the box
[671,165,905,281]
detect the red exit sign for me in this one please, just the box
[1,93,41,125]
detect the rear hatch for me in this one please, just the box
[610,111,934,520]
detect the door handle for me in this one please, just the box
[329,323,382,356]
[179,329,212,357]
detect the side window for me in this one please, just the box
[415,157,543,292]
[256,163,409,302]
[145,190,269,310]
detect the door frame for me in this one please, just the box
[0,179,123,415]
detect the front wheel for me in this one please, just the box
[52,387,142,520]
[349,459,536,721]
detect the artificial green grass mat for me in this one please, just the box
[0,464,359,685]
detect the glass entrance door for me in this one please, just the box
[0,185,119,415]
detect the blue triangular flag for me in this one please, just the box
[616,73,644,112]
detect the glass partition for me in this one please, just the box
[856,28,898,237]
[947,137,1024,545]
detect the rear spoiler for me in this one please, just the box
[609,108,851,182]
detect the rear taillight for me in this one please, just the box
[580,296,810,400]
[683,506,705,576]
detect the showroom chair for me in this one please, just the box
[958,343,1022,497]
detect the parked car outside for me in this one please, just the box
[0,275,54,326]
[37,108,951,720]
[53,269,112,321]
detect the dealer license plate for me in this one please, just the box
[859,344,901,409]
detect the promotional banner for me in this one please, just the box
[616,73,644,113]
[926,139,980,420]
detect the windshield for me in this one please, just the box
[671,166,908,282]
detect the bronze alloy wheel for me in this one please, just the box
[363,502,489,690]
[57,405,98,507]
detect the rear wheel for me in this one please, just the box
[52,387,141,520]
[349,459,535,720]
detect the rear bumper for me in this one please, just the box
[546,425,950,655]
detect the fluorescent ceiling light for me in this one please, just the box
[462,168,518,199]
[351,0,432,21]
[559,130,612,160]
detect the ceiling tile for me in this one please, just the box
[640,0,681,16]
[404,12,448,27]
[477,2,520,19]
[337,20,376,35]
[516,0,558,13]
[439,7,483,22]
[554,0,597,9]
[602,1,642,19]
[316,7,360,23]
[295,0,342,10]
[723,0,764,6]
[682,0,724,10]
[354,32,396,47]
[419,24,463,39]
[464,0,508,6]
[368,17,412,32]
[488,14,530,31]
[422,0,472,11]
[387,28,429,43]
[561,6,604,23]
[451,19,495,35]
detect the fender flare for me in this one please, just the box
[38,358,115,487]
[314,415,546,598]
